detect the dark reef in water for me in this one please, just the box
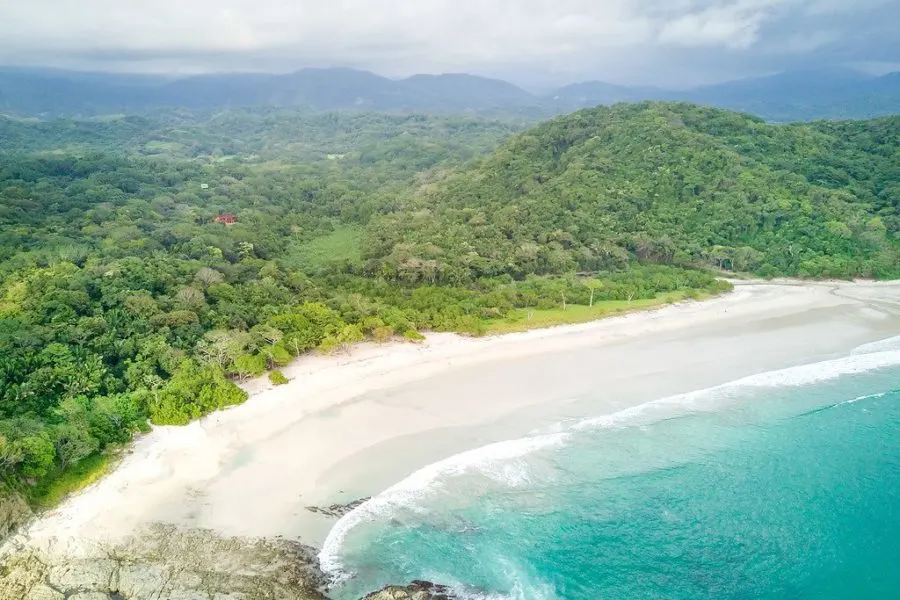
[362,580,455,600]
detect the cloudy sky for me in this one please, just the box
[1,0,898,87]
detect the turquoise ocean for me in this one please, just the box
[322,337,900,599]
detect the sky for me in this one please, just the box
[1,0,898,88]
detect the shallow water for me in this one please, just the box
[322,337,900,599]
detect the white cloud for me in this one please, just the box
[657,1,786,48]
[0,0,895,82]
[773,30,840,53]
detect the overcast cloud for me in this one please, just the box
[0,0,897,87]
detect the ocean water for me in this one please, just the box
[322,338,900,600]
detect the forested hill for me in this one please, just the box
[0,110,529,161]
[364,103,900,280]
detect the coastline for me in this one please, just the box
[12,280,900,553]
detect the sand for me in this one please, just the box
[19,280,900,548]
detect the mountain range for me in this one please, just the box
[0,66,898,121]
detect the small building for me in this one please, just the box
[214,213,237,225]
[200,183,210,190]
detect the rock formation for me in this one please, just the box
[1,522,463,600]
[361,580,454,600]
[305,498,371,519]
[0,524,328,600]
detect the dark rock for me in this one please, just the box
[305,498,371,519]
[361,580,454,600]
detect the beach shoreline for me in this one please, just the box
[11,279,900,553]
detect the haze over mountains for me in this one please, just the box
[1,66,898,122]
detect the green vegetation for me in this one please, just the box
[485,292,693,335]
[0,102,896,524]
[269,370,289,386]
[0,110,529,161]
[286,226,364,273]
[27,453,114,509]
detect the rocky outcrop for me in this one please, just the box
[0,524,328,600]
[362,580,454,600]
[305,498,371,519]
[1,523,468,600]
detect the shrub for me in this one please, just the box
[361,316,386,334]
[337,324,365,345]
[268,345,293,367]
[403,329,426,342]
[318,335,341,353]
[372,325,395,343]
[454,315,488,336]
[268,370,289,385]
[231,354,267,380]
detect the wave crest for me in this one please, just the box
[576,349,900,430]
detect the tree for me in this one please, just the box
[196,330,245,369]
[585,279,603,307]
[15,433,55,479]
[231,354,267,381]
[252,324,284,348]
[194,267,224,290]
[175,287,206,310]
[53,424,100,470]
[150,361,247,425]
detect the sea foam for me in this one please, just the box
[319,432,569,577]
[851,334,900,356]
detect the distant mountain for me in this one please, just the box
[0,69,150,114]
[550,69,900,121]
[0,66,898,120]
[400,73,538,108]
[0,67,542,115]
[546,81,663,110]
[680,69,900,121]
[151,68,409,110]
[690,68,870,102]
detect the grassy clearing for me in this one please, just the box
[28,453,116,510]
[484,291,699,335]
[143,140,185,153]
[287,226,363,273]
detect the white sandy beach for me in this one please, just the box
[18,280,900,549]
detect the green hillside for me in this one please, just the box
[363,103,899,280]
